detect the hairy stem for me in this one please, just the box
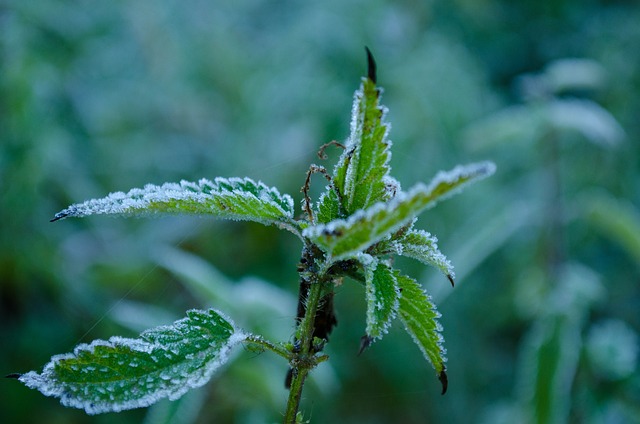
[243,335,291,360]
[283,278,325,423]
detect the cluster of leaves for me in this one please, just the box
[12,50,493,418]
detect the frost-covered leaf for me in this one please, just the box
[421,161,495,209]
[304,184,433,261]
[316,189,342,224]
[393,229,454,284]
[396,272,448,394]
[51,177,295,228]
[332,75,392,214]
[305,162,493,262]
[17,309,247,414]
[362,259,400,343]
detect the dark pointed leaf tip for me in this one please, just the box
[447,274,455,287]
[5,373,21,379]
[439,368,448,395]
[365,47,377,84]
[50,213,67,222]
[358,335,373,356]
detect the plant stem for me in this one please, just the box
[282,278,325,423]
[244,335,290,360]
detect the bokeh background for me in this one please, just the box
[2,1,639,423]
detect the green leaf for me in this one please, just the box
[17,309,247,414]
[421,161,495,209]
[316,189,342,224]
[304,184,432,261]
[393,229,455,283]
[305,162,493,262]
[51,177,296,229]
[396,272,448,394]
[362,259,400,342]
[332,77,393,214]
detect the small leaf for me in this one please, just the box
[396,272,448,394]
[332,72,393,214]
[316,189,341,224]
[362,259,400,344]
[17,309,247,414]
[393,229,455,283]
[51,177,295,228]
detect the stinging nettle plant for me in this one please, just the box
[10,49,495,422]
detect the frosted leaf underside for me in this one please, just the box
[18,309,247,414]
[51,177,295,227]
[364,260,400,340]
[394,229,454,281]
[396,272,448,393]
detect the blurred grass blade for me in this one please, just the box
[143,388,207,424]
[517,264,604,423]
[396,272,448,394]
[17,309,247,414]
[51,177,296,229]
[548,99,624,147]
[584,192,640,264]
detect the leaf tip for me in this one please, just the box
[438,368,448,395]
[365,46,377,84]
[447,274,455,287]
[50,213,66,222]
[358,335,373,356]
[5,373,21,380]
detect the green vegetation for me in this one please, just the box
[10,49,493,422]
[2,1,639,423]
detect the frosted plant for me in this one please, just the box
[10,48,494,423]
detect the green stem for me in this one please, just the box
[283,279,325,423]
[243,335,290,360]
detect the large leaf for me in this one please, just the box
[362,259,400,343]
[17,309,247,414]
[331,75,393,214]
[393,229,455,284]
[305,162,493,262]
[51,177,295,228]
[396,272,448,394]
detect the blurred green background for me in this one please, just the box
[2,0,639,423]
